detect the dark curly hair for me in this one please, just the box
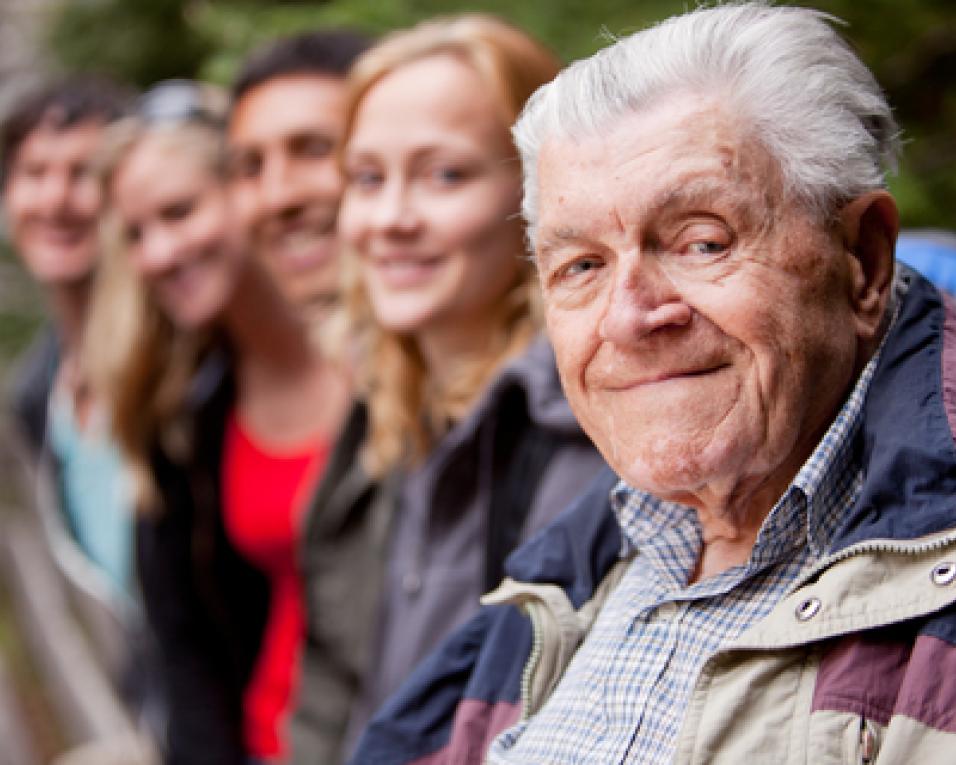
[1,74,131,189]
[230,28,373,106]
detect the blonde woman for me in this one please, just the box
[88,81,349,764]
[291,15,605,763]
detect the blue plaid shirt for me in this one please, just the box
[488,346,885,764]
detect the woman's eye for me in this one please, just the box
[434,167,466,183]
[347,169,383,190]
[424,164,470,188]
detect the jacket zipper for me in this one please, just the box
[520,603,545,721]
[860,717,878,764]
[789,529,956,595]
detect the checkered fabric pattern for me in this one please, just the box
[487,346,885,765]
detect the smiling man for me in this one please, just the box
[349,5,956,765]
[2,76,128,453]
[228,29,370,319]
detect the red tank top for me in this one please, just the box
[221,411,329,760]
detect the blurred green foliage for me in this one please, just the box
[48,0,211,86]
[0,242,43,377]
[47,0,956,228]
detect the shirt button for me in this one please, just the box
[402,571,422,595]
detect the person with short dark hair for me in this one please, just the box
[230,28,371,105]
[223,33,372,763]
[2,74,129,453]
[228,28,371,321]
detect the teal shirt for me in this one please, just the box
[49,390,134,598]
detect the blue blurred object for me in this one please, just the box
[896,229,956,296]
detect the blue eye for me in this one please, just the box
[348,169,383,190]
[431,166,467,185]
[556,256,604,281]
[688,240,727,255]
[567,259,598,275]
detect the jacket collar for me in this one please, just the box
[503,467,621,609]
[832,266,956,550]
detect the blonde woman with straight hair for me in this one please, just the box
[291,15,606,763]
[88,80,349,764]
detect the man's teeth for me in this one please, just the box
[278,229,325,253]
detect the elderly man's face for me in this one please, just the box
[536,96,875,511]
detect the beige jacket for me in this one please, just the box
[487,527,956,764]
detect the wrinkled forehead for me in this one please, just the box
[531,98,784,254]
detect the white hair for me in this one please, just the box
[513,2,901,247]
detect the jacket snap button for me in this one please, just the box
[931,561,956,586]
[795,597,821,621]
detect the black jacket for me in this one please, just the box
[136,349,269,765]
[8,324,59,456]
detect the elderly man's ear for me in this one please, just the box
[839,190,899,343]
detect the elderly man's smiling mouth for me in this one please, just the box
[602,363,733,392]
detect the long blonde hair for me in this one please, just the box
[85,117,228,512]
[341,14,561,476]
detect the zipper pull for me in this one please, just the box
[860,718,878,764]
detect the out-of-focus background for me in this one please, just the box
[0,1,953,761]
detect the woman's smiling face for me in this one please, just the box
[112,134,247,329]
[339,53,526,343]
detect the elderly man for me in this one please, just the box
[349,4,956,765]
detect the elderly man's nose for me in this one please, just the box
[598,255,691,344]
